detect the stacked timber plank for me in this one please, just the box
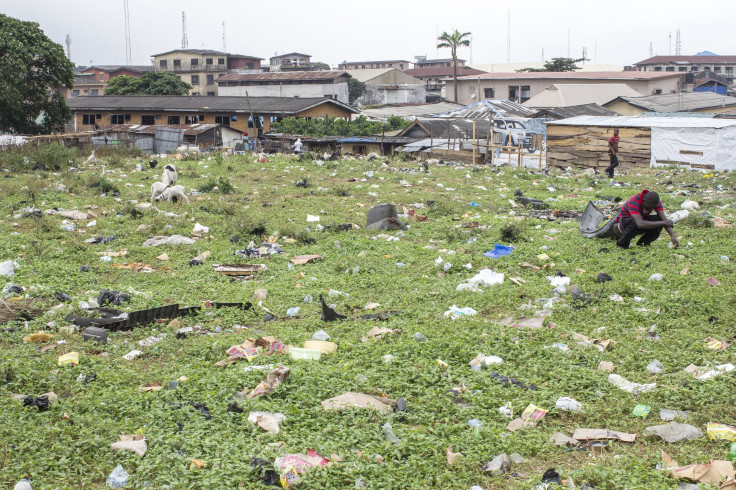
[546,125,651,169]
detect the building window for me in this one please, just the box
[666,66,675,72]
[704,66,711,71]
[218,58,225,65]
[653,89,662,94]
[191,92,199,96]
[167,116,181,124]
[654,66,662,71]
[714,67,722,73]
[679,67,687,72]
[520,86,531,102]
[246,62,254,69]
[508,86,519,100]
[72,90,80,96]
[141,115,155,125]
[207,91,215,96]
[159,60,167,68]
[727,67,734,74]
[191,58,199,66]
[484,88,495,99]
[191,75,200,85]
[91,89,99,96]
[691,66,698,71]
[99,74,104,80]
[82,114,96,125]
[110,114,129,124]
[214,115,230,126]
[173,59,181,68]
[206,58,213,65]
[206,74,214,84]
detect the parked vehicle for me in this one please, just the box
[492,118,538,152]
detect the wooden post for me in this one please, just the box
[446,120,451,152]
[490,125,494,166]
[518,143,522,168]
[280,111,285,153]
[245,91,259,152]
[539,134,543,169]
[472,120,476,164]
[381,126,385,156]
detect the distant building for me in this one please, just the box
[445,71,684,106]
[151,49,264,95]
[414,56,465,69]
[603,92,736,116]
[404,66,486,101]
[523,84,644,108]
[269,52,311,72]
[338,60,411,71]
[64,65,153,98]
[345,68,426,105]
[216,71,350,104]
[632,55,736,87]
[66,95,359,136]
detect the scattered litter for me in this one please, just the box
[0,260,17,277]
[550,432,579,447]
[684,363,734,381]
[58,352,79,366]
[321,392,396,413]
[632,404,651,419]
[361,326,400,342]
[142,235,196,246]
[649,273,664,282]
[708,277,721,286]
[644,423,703,443]
[469,354,503,370]
[106,465,130,488]
[661,451,736,488]
[212,263,268,277]
[707,423,736,442]
[482,453,511,475]
[446,446,462,465]
[382,423,401,444]
[660,409,692,421]
[647,360,664,374]
[556,397,582,412]
[245,366,290,400]
[608,373,656,393]
[444,305,477,319]
[572,428,636,443]
[306,214,320,222]
[319,294,347,321]
[123,350,143,360]
[111,435,147,457]
[290,255,322,265]
[483,244,515,259]
[248,411,287,433]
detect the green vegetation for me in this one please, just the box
[517,57,589,73]
[272,114,410,137]
[104,72,192,96]
[0,14,74,134]
[437,29,471,103]
[0,153,734,489]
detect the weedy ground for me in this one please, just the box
[0,149,735,489]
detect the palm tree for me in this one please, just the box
[437,29,471,103]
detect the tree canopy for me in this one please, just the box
[272,115,409,137]
[347,77,366,104]
[437,29,471,103]
[517,57,588,72]
[105,71,192,96]
[0,14,74,134]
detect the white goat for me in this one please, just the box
[161,164,178,187]
[154,185,189,204]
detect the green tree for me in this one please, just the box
[272,115,409,137]
[103,75,140,95]
[347,77,366,104]
[0,14,74,134]
[311,62,331,71]
[104,72,191,96]
[437,29,471,103]
[517,57,587,72]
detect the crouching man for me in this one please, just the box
[614,190,679,249]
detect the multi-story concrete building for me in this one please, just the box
[216,71,350,104]
[269,53,311,72]
[338,60,411,71]
[632,54,736,87]
[151,49,263,95]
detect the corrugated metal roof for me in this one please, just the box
[107,123,231,136]
[610,92,736,112]
[634,55,736,65]
[547,115,736,129]
[67,95,360,114]
[344,68,423,84]
[361,102,463,121]
[217,71,348,82]
[453,71,682,81]
[432,99,535,119]
[151,49,263,59]
[404,66,487,78]
[637,111,716,118]
[523,84,643,108]
[530,104,618,119]
[270,52,311,59]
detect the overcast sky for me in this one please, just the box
[4,0,735,68]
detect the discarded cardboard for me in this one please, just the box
[321,392,396,413]
[662,451,736,489]
[572,428,636,443]
[360,326,400,342]
[212,263,268,276]
[290,255,322,265]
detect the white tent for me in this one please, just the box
[550,115,736,171]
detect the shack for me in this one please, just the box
[546,115,736,171]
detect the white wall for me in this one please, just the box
[218,82,349,104]
[358,84,427,105]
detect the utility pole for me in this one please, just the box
[649,42,653,58]
[582,47,587,65]
[676,29,681,56]
[123,0,131,64]
[65,34,72,60]
[181,11,188,49]
[222,21,226,52]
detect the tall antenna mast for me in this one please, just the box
[181,11,188,49]
[649,42,653,58]
[123,0,131,64]
[65,34,72,60]
[582,46,587,65]
[506,11,511,63]
[222,21,226,52]
[675,29,681,55]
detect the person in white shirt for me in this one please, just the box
[293,138,302,154]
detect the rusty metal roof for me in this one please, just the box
[216,71,348,83]
[106,123,223,135]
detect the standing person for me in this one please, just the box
[242,132,249,152]
[605,128,620,178]
[614,190,679,249]
[293,138,303,154]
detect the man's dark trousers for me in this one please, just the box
[605,152,619,178]
[616,215,663,248]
